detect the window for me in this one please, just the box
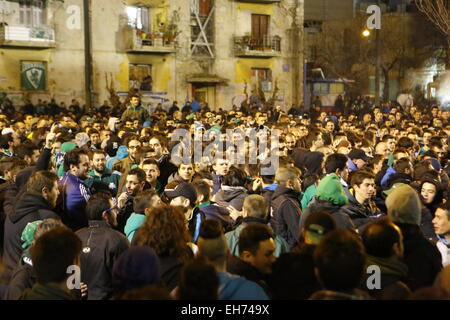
[313,83,328,94]
[252,68,272,92]
[330,83,344,94]
[129,64,152,92]
[251,14,269,40]
[19,0,46,26]
[126,6,150,33]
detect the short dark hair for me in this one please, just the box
[31,227,82,284]
[133,190,158,214]
[314,229,366,291]
[238,224,273,256]
[127,168,146,183]
[85,191,112,221]
[192,180,211,203]
[362,218,401,258]
[325,153,348,174]
[350,170,374,187]
[177,257,219,300]
[394,157,412,174]
[63,148,88,172]
[222,166,247,187]
[27,170,58,194]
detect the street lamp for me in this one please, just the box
[362,29,371,37]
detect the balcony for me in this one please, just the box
[234,35,281,58]
[125,30,176,54]
[234,0,280,3]
[0,25,56,48]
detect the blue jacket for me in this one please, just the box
[381,166,396,188]
[347,158,358,172]
[218,272,269,300]
[58,173,91,231]
[106,146,128,170]
[124,213,146,243]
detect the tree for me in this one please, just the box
[416,0,450,67]
[310,12,446,100]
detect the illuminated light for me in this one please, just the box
[362,29,371,37]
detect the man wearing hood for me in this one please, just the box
[2,171,60,283]
[300,173,356,232]
[120,95,149,124]
[270,167,303,247]
[85,150,121,197]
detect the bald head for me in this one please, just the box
[375,142,390,158]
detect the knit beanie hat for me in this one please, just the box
[315,173,348,206]
[113,246,161,291]
[75,132,90,148]
[385,184,421,226]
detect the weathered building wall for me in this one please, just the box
[0,0,304,110]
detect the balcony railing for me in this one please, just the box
[234,0,280,3]
[126,30,176,54]
[234,35,281,57]
[0,25,56,48]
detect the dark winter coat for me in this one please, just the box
[76,220,130,300]
[2,192,60,283]
[270,186,302,247]
[214,186,248,211]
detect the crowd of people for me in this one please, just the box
[0,94,448,300]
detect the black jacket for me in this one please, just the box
[157,155,178,189]
[398,223,442,291]
[76,220,129,300]
[270,186,302,247]
[300,198,356,233]
[2,192,60,283]
[7,249,35,300]
[226,254,271,297]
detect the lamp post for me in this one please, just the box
[83,0,93,111]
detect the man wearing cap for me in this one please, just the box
[385,183,442,291]
[268,211,336,299]
[347,149,371,172]
[164,181,205,243]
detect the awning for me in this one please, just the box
[187,74,229,84]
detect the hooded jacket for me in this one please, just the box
[124,213,146,243]
[157,155,178,189]
[2,192,60,283]
[198,202,234,232]
[218,272,269,300]
[19,283,76,300]
[84,168,121,197]
[214,186,248,211]
[340,189,383,229]
[108,117,120,133]
[301,184,316,211]
[381,166,397,188]
[270,186,302,247]
[225,217,290,257]
[300,174,354,232]
[106,146,128,171]
[303,152,324,175]
[360,255,411,300]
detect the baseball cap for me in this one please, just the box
[383,182,406,196]
[304,211,336,245]
[348,149,372,162]
[164,182,198,207]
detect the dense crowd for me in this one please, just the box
[0,94,449,300]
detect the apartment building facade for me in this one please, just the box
[0,0,304,110]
